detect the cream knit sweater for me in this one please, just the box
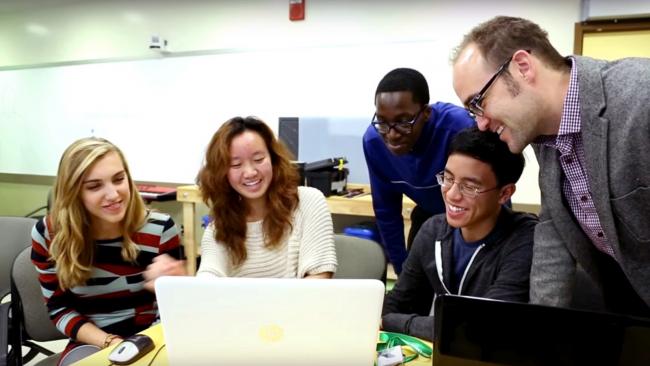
[197,186,337,278]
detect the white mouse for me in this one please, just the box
[107,334,155,365]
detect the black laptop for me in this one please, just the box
[432,294,650,366]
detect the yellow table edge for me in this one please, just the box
[73,323,432,366]
[71,324,167,366]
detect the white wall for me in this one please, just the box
[0,0,584,205]
[584,0,650,19]
[0,0,581,68]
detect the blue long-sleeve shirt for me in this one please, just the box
[362,102,475,273]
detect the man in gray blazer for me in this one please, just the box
[449,15,650,317]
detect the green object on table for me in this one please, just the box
[377,331,432,363]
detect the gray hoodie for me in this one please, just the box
[382,207,538,340]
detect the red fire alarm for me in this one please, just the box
[289,0,305,21]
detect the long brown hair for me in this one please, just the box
[49,137,146,290]
[197,116,299,266]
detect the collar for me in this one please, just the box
[441,206,525,247]
[410,105,435,154]
[533,57,581,147]
[557,57,581,137]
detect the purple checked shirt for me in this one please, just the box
[536,57,615,258]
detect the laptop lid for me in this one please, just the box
[155,276,385,366]
[432,294,650,366]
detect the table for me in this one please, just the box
[176,183,416,275]
[71,325,166,366]
[72,324,433,366]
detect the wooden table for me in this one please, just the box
[176,183,415,275]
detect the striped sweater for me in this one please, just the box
[31,211,183,340]
[197,186,337,278]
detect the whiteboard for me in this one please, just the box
[0,40,460,184]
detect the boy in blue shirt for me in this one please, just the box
[363,68,475,274]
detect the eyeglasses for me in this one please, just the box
[435,171,499,199]
[466,58,511,118]
[371,108,424,135]
[466,50,532,118]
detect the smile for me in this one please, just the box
[243,179,261,187]
[496,126,505,135]
[448,204,467,212]
[103,201,123,211]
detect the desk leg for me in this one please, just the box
[182,201,196,275]
[404,219,412,244]
[402,205,413,247]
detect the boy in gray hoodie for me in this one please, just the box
[382,126,538,341]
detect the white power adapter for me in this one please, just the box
[377,345,404,366]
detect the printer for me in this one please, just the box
[304,157,349,197]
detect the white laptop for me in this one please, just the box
[155,276,385,366]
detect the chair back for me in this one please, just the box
[11,247,65,343]
[333,234,386,281]
[0,217,37,300]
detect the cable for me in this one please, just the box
[24,205,47,218]
[146,344,166,366]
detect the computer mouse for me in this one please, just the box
[107,334,155,365]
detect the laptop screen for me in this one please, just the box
[432,295,650,366]
[155,277,385,366]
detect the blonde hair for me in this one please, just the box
[49,137,146,290]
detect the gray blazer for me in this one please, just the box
[530,55,650,308]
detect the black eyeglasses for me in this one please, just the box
[435,171,499,199]
[466,59,511,118]
[466,50,532,118]
[371,108,424,135]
